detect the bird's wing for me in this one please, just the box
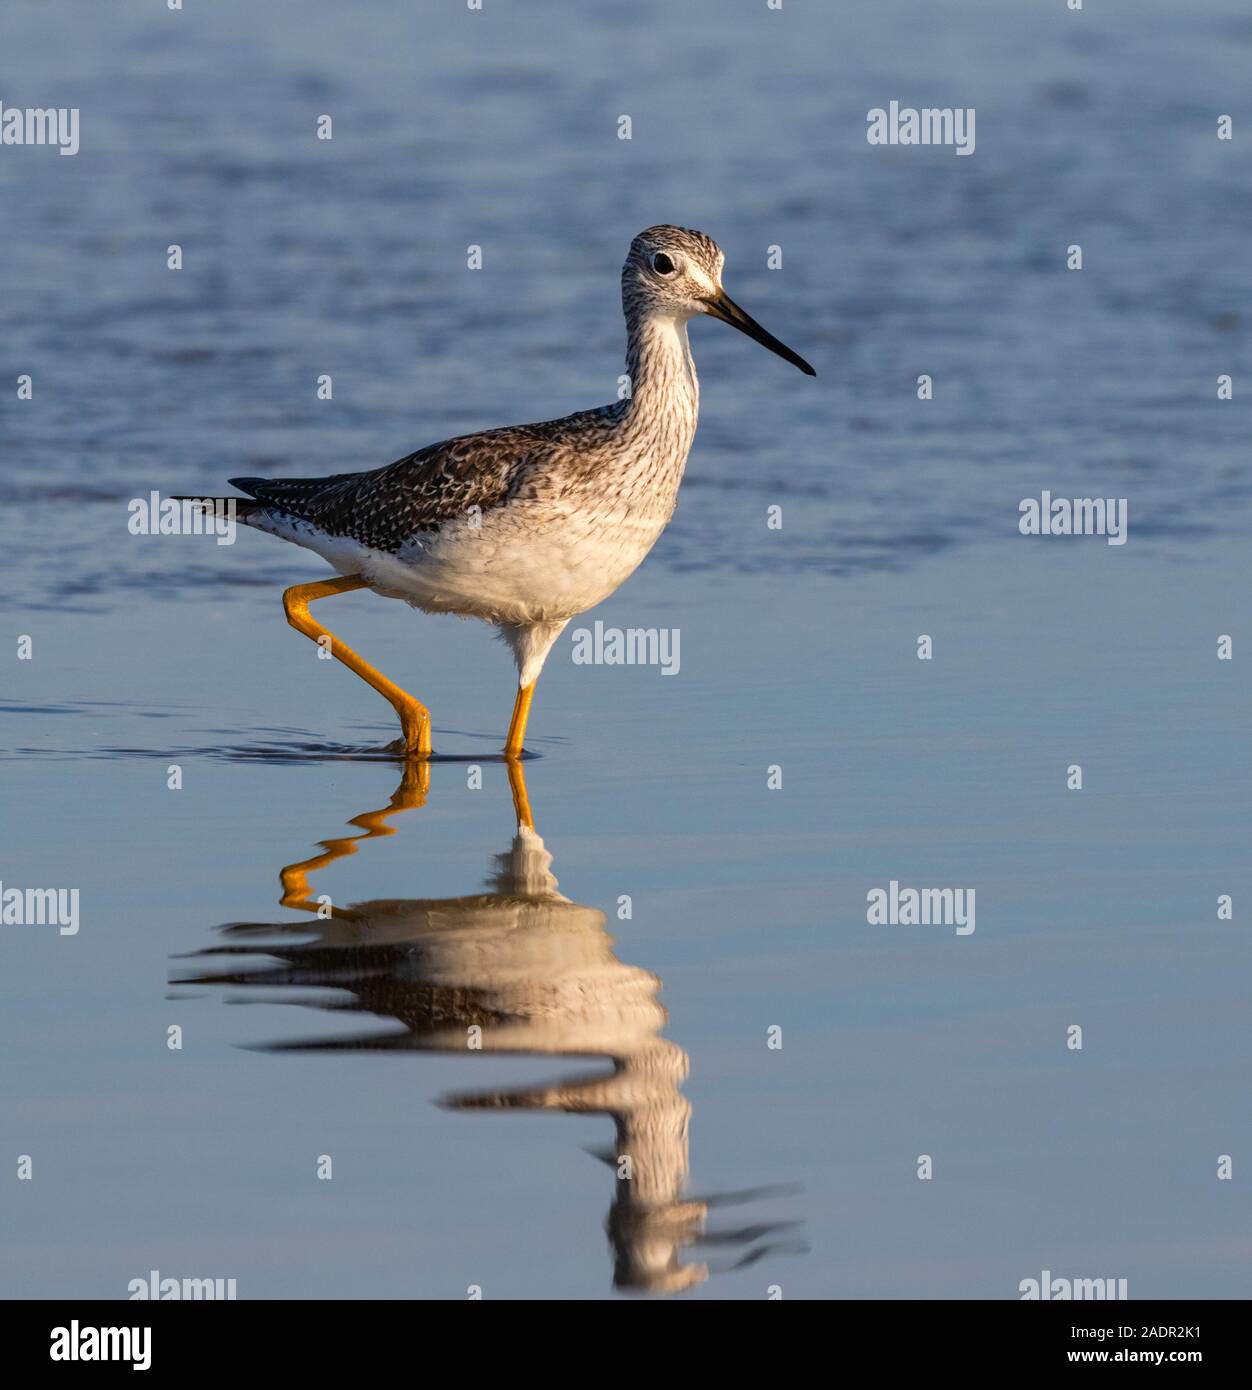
[230,425,546,554]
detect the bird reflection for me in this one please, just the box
[175,761,803,1294]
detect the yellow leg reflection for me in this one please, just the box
[282,576,432,756]
[280,761,534,909]
[280,761,430,910]
[504,681,536,760]
[507,760,534,829]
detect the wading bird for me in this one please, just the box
[198,226,813,757]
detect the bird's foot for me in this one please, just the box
[398,713,432,758]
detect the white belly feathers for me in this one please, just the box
[256,492,676,627]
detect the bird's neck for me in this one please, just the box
[621,311,699,442]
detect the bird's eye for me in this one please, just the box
[652,252,675,275]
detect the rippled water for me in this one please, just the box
[2,0,1250,1299]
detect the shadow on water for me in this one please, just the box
[171,761,806,1295]
[0,698,565,763]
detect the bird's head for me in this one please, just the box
[623,225,815,376]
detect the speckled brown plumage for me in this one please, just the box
[230,406,627,555]
[201,225,812,694]
[227,228,735,555]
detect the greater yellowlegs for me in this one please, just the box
[205,226,814,757]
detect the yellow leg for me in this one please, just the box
[504,681,536,760]
[282,576,432,756]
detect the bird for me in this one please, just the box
[196,225,814,758]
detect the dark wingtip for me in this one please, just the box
[228,476,264,497]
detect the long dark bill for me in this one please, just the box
[704,290,816,376]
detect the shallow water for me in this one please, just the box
[2,0,1250,1299]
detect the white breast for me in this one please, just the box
[379,492,677,624]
